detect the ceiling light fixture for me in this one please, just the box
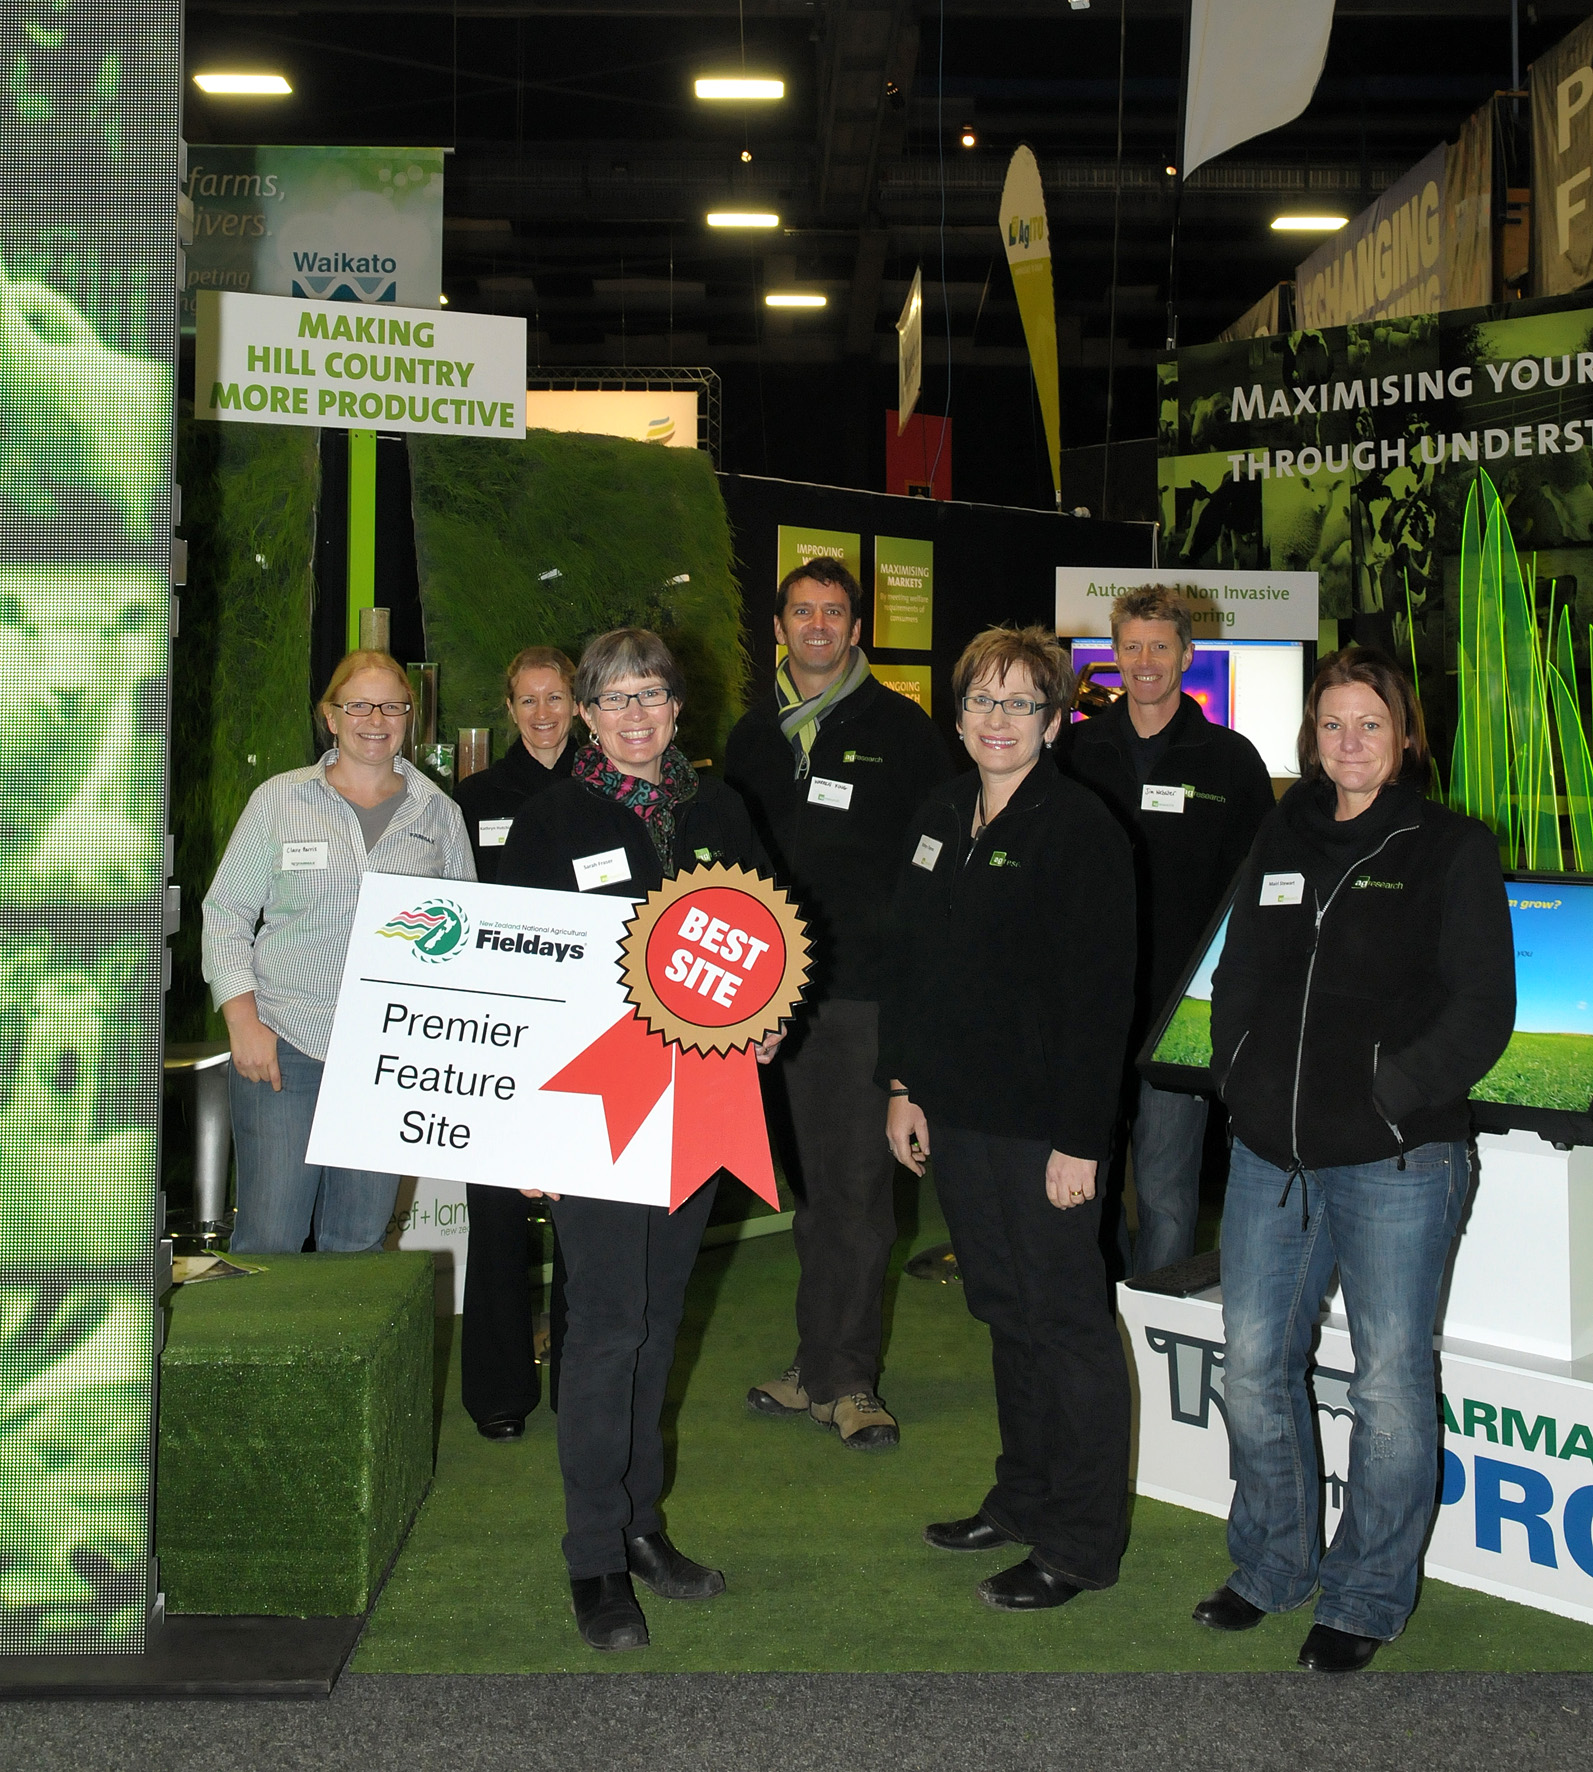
[765,292,826,308]
[439,293,449,306]
[959,125,977,148]
[706,211,780,228]
[695,77,784,101]
[192,72,292,95]
[1270,214,1349,231]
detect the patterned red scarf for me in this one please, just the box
[571,742,699,875]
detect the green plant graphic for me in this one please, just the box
[1449,470,1585,870]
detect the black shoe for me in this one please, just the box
[1298,1622,1382,1673]
[1193,1585,1267,1632]
[570,1572,649,1650]
[625,1530,725,1600]
[476,1414,524,1442]
[924,1514,1024,1553]
[977,1556,1083,1611]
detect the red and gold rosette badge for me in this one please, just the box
[619,863,810,1056]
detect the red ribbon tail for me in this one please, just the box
[541,1012,673,1162]
[669,1044,781,1214]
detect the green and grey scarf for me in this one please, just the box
[776,646,871,780]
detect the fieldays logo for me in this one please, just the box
[378,900,469,962]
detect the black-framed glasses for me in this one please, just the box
[592,686,673,712]
[960,693,1050,717]
[333,699,412,718]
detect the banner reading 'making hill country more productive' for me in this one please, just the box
[1157,292,1593,774]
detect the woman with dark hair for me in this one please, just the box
[1194,646,1515,1672]
[880,624,1138,1613]
[498,627,781,1652]
[454,644,578,1445]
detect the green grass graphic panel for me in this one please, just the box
[1152,996,1213,1070]
[407,432,747,766]
[1475,1031,1593,1114]
[169,415,320,1040]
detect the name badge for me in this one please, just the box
[572,847,631,892]
[1260,871,1306,906]
[281,842,328,871]
[911,834,943,872]
[808,776,855,810]
[478,818,512,849]
[1141,783,1185,814]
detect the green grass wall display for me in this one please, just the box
[169,414,320,1041]
[407,431,748,766]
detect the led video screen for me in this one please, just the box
[1139,872,1593,1148]
[0,10,178,1653]
[1069,638,1305,778]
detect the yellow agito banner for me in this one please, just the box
[1000,146,1060,505]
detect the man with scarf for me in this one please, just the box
[726,557,951,1450]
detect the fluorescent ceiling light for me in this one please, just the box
[706,211,780,228]
[1271,214,1348,232]
[765,292,826,308]
[192,72,292,95]
[695,78,784,101]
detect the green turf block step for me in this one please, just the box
[156,1252,434,1617]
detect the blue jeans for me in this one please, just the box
[229,1038,399,1254]
[1220,1135,1470,1640]
[1130,1077,1209,1276]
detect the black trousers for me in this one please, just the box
[931,1124,1131,1591]
[547,1179,717,1579]
[780,997,898,1404]
[461,1184,543,1425]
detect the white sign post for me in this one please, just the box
[194,289,527,439]
[306,873,676,1205]
[1055,568,1319,642]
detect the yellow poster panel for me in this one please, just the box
[871,663,933,715]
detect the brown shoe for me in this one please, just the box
[747,1365,810,1417]
[809,1390,900,1450]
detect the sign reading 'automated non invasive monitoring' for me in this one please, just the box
[194,289,526,438]
[1054,568,1319,642]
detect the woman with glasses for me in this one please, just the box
[879,625,1138,1613]
[455,645,578,883]
[498,627,781,1653]
[202,648,475,1254]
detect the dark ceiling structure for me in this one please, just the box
[183,0,1592,510]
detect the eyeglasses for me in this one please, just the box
[960,694,1050,717]
[332,700,412,718]
[592,686,673,712]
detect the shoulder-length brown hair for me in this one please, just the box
[1297,645,1430,785]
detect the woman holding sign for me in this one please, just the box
[1197,648,1513,1672]
[500,627,780,1653]
[453,644,576,1445]
[202,648,475,1254]
[880,625,1138,1613]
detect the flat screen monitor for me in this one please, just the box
[1068,638,1305,779]
[1137,869,1593,1149]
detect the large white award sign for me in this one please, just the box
[307,868,808,1209]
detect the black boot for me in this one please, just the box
[625,1530,725,1599]
[569,1571,649,1650]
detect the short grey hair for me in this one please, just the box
[574,627,685,707]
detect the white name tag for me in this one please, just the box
[571,847,631,892]
[808,776,855,810]
[478,818,512,849]
[911,834,943,872]
[1141,783,1185,814]
[1260,871,1306,906]
[281,842,328,872]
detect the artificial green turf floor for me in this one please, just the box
[353,1179,1593,1674]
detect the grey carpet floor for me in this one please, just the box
[1,1672,1589,1770]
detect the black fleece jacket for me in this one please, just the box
[1210,777,1515,1172]
[454,739,575,883]
[724,672,951,1001]
[1067,693,1276,1027]
[498,767,768,899]
[876,760,1137,1164]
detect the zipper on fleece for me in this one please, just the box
[1219,1029,1250,1102]
[1281,822,1420,1221]
[1372,1039,1407,1169]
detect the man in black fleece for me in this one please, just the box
[725,556,951,1450]
[1068,587,1275,1275]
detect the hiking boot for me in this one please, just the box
[809,1390,900,1450]
[747,1365,810,1417]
